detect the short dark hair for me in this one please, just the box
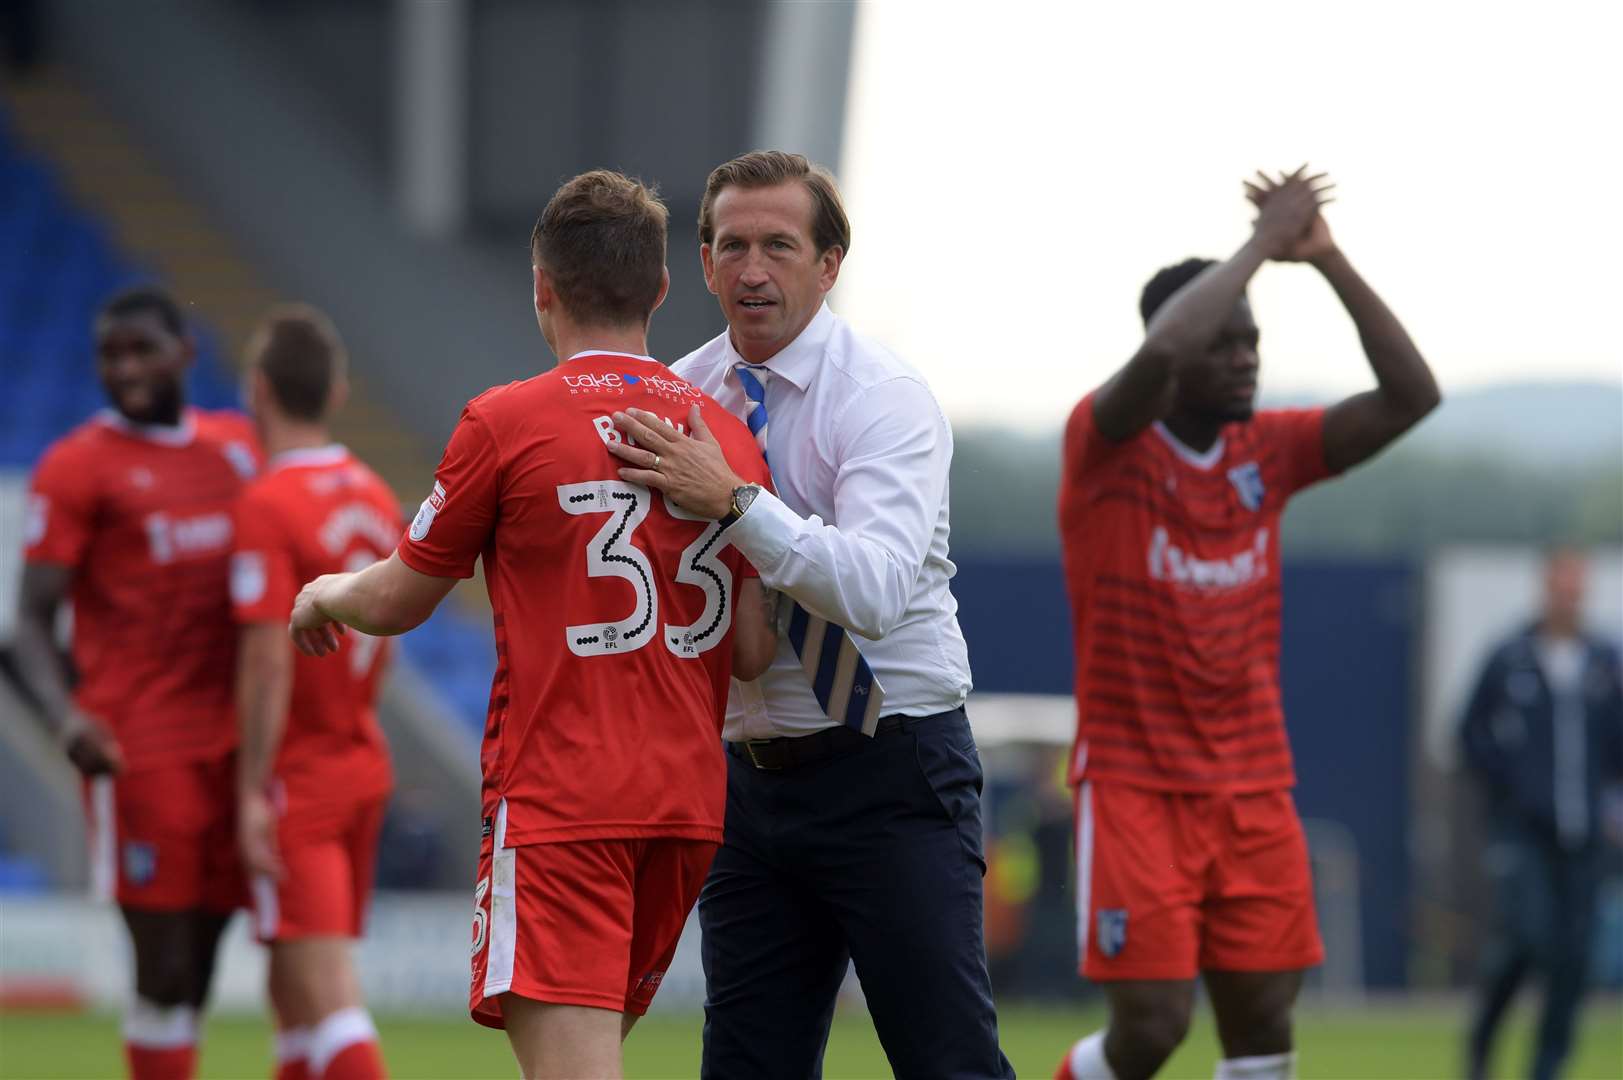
[1139,257,1218,326]
[698,150,851,256]
[100,285,186,336]
[249,303,346,421]
[530,170,669,328]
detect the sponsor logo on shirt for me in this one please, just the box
[562,372,630,394]
[409,481,445,542]
[629,374,704,401]
[1147,525,1269,590]
[143,511,233,565]
[23,494,47,547]
[1227,461,1266,511]
[129,467,155,490]
[231,552,268,606]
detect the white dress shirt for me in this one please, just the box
[673,302,973,740]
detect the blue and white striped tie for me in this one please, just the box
[734,362,886,736]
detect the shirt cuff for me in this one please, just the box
[723,487,803,576]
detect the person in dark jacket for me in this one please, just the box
[1460,548,1623,1080]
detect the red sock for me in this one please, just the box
[125,1043,196,1080]
[1053,1055,1074,1080]
[316,1040,385,1080]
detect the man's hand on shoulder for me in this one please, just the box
[608,406,745,520]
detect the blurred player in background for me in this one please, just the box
[1460,548,1623,1080]
[232,306,401,1080]
[283,170,777,1080]
[1055,169,1441,1080]
[14,287,261,1080]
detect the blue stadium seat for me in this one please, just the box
[0,105,240,467]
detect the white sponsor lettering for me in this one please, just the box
[637,374,704,399]
[230,552,267,605]
[1147,525,1270,590]
[562,372,625,393]
[144,511,233,565]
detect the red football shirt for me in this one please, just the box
[1058,393,1334,793]
[397,353,773,846]
[231,445,400,804]
[25,409,263,771]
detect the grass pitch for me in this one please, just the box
[1,1000,1619,1078]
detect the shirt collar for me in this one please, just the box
[1152,421,1225,471]
[724,302,835,391]
[97,407,198,447]
[564,349,658,365]
[269,443,348,472]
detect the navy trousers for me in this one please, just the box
[698,707,1013,1080]
[1467,820,1601,1080]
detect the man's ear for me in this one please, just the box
[700,244,718,296]
[818,245,844,294]
[533,264,553,314]
[650,266,671,315]
[327,373,350,418]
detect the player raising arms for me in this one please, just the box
[14,287,261,1080]
[1055,170,1441,1080]
[231,306,401,1080]
[284,170,776,1080]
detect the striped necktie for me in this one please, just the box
[734,362,886,736]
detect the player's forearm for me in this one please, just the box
[729,490,920,640]
[11,608,80,735]
[1147,239,1270,358]
[1314,249,1440,419]
[316,560,428,637]
[1097,240,1270,440]
[235,628,293,793]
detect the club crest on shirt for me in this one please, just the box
[1097,908,1128,958]
[123,841,157,886]
[1227,462,1265,511]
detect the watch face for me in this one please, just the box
[736,485,760,513]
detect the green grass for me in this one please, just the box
[0,1001,1618,1078]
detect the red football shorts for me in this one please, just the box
[249,786,388,944]
[1074,781,1324,981]
[83,755,245,913]
[468,799,718,1027]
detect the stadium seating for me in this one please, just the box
[0,102,493,896]
[0,105,242,468]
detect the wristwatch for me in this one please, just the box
[719,483,762,528]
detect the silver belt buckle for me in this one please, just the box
[744,740,779,771]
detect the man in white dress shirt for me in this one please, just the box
[608,150,1012,1079]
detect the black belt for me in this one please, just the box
[727,715,913,772]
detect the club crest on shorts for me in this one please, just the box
[122,841,157,886]
[1228,462,1265,511]
[1097,908,1128,958]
